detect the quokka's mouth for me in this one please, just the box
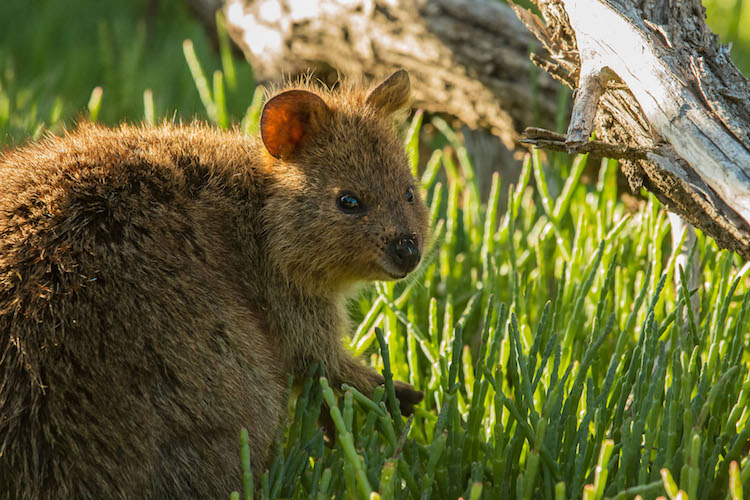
[385,270,409,280]
[377,262,410,280]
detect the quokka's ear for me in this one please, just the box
[365,69,411,115]
[261,90,331,160]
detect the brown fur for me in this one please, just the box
[0,71,428,498]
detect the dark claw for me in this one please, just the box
[393,380,424,416]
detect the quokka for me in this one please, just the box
[0,70,428,498]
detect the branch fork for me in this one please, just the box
[514,0,750,257]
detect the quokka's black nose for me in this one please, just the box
[388,236,420,273]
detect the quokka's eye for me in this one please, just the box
[337,193,363,213]
[405,187,415,203]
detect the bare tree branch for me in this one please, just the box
[511,0,750,258]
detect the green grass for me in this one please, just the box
[0,0,253,145]
[2,2,750,499]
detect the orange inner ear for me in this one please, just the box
[261,91,329,160]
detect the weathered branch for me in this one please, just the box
[512,0,750,258]
[222,0,562,148]
[522,127,650,160]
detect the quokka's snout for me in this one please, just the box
[386,235,421,275]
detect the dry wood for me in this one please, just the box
[510,0,750,258]
[522,127,650,161]
[222,0,562,149]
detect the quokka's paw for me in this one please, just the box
[393,380,424,416]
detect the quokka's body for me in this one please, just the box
[0,71,428,498]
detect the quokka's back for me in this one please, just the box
[0,70,428,498]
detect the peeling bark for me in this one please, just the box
[512,0,750,258]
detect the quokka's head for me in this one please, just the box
[260,70,430,290]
